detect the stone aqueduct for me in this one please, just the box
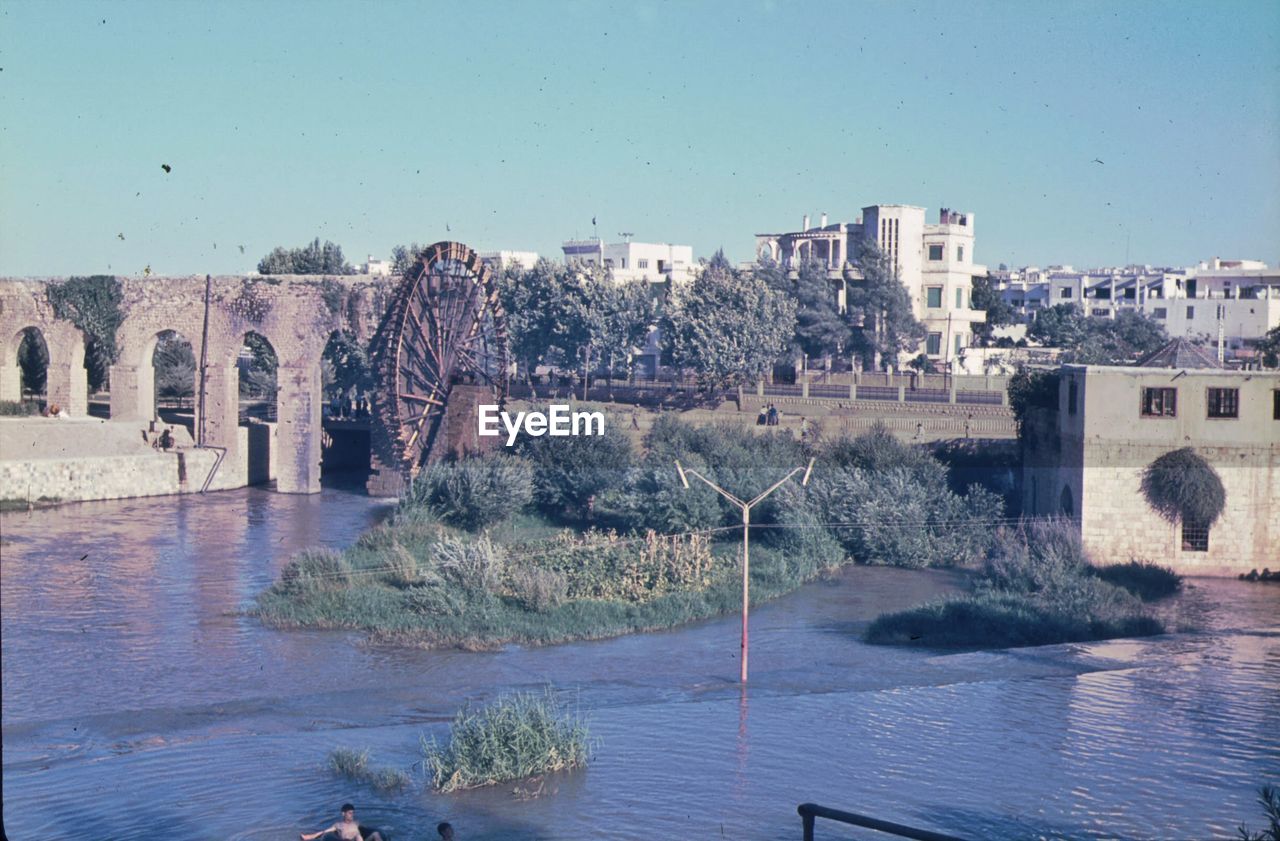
[0,274,397,494]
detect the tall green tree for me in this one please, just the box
[970,273,1016,346]
[844,239,925,370]
[390,242,425,277]
[661,261,796,389]
[153,331,195,399]
[1028,303,1087,349]
[321,330,374,398]
[496,259,578,378]
[1029,304,1167,364]
[257,238,355,275]
[758,257,850,361]
[1252,325,1280,368]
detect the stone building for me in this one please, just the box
[754,205,987,368]
[1022,338,1280,575]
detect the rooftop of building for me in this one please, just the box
[1137,338,1225,370]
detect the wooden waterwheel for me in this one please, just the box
[372,241,509,480]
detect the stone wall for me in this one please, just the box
[1,274,395,495]
[1,423,276,503]
[1078,442,1280,576]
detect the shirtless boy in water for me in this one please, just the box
[301,803,384,841]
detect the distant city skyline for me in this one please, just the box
[2,0,1277,276]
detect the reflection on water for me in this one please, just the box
[3,489,1278,840]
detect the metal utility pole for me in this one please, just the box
[675,458,815,683]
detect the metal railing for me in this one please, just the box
[798,803,965,841]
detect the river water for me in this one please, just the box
[2,487,1277,840]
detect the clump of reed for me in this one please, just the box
[421,690,592,792]
[327,747,413,794]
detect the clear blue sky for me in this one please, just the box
[2,0,1278,276]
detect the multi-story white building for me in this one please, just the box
[561,238,694,284]
[754,205,987,367]
[479,250,540,272]
[993,259,1280,362]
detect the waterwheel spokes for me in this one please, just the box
[372,240,510,478]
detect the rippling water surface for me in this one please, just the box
[3,488,1278,840]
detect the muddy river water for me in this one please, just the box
[2,487,1277,840]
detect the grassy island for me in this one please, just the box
[254,415,1178,652]
[866,520,1176,649]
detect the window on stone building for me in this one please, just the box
[1181,520,1209,552]
[1061,288,1073,299]
[928,244,943,261]
[926,333,942,355]
[620,258,627,269]
[1059,485,1074,518]
[1274,390,1280,420]
[1153,307,1167,318]
[1206,387,1239,419]
[956,288,965,308]
[1141,387,1177,417]
[927,287,942,308]
[957,245,965,262]
[1187,305,1195,319]
[1092,308,1110,316]
[638,259,649,269]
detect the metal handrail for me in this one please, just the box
[798,803,966,841]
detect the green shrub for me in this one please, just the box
[517,529,718,603]
[820,424,938,482]
[328,747,413,794]
[0,400,40,416]
[811,465,1000,568]
[379,541,421,588]
[516,419,634,521]
[615,452,721,534]
[506,566,569,612]
[422,690,592,792]
[868,517,1165,649]
[328,747,369,777]
[279,548,352,592]
[1141,447,1226,528]
[865,591,1163,648]
[643,416,805,518]
[982,518,1088,594]
[1239,784,1280,841]
[403,454,533,531]
[1093,560,1183,600]
[434,534,507,593]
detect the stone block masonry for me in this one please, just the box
[1,274,396,495]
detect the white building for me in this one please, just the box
[479,250,540,272]
[754,205,987,367]
[992,259,1280,363]
[359,255,393,277]
[561,238,695,284]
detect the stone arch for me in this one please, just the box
[150,329,197,432]
[16,320,90,416]
[6,326,49,402]
[319,329,374,481]
[1060,484,1074,519]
